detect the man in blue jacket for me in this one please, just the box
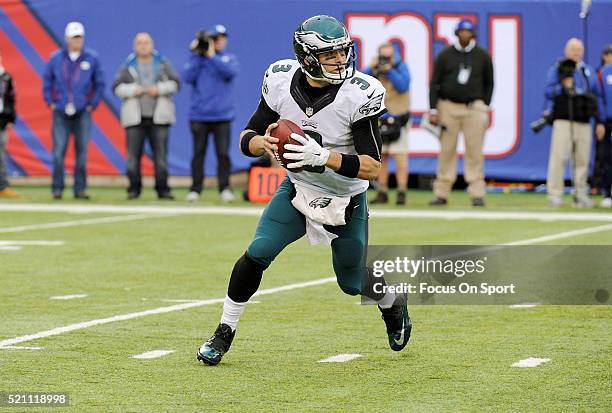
[43,22,105,200]
[182,24,239,203]
[596,45,612,207]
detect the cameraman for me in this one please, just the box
[182,24,239,202]
[366,43,411,205]
[544,38,602,208]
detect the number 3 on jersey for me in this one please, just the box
[350,77,370,90]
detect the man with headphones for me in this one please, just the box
[428,19,494,207]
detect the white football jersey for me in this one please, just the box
[262,59,386,196]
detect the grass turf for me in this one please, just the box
[0,187,610,411]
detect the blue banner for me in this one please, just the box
[3,0,611,180]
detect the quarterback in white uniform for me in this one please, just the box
[197,15,412,366]
[262,58,385,196]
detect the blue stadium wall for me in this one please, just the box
[1,0,610,180]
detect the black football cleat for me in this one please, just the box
[197,323,235,366]
[379,293,412,351]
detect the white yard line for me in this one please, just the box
[0,203,264,217]
[371,209,612,222]
[0,240,64,246]
[318,353,362,363]
[2,203,612,222]
[0,214,172,234]
[0,346,43,350]
[159,299,261,304]
[49,294,88,300]
[509,303,540,308]
[131,350,175,359]
[512,357,551,367]
[0,246,21,250]
[504,223,612,245]
[392,223,612,268]
[0,277,335,348]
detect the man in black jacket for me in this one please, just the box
[0,49,18,198]
[428,19,494,207]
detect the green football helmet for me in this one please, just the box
[293,15,355,84]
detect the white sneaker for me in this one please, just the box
[220,189,235,203]
[548,197,563,207]
[186,191,200,203]
[600,197,612,208]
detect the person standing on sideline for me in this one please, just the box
[428,19,494,207]
[595,45,612,207]
[113,32,180,200]
[43,22,105,200]
[366,43,411,205]
[544,38,601,208]
[183,25,239,203]
[0,48,18,199]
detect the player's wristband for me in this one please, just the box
[336,154,360,178]
[240,131,259,157]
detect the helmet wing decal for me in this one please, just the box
[295,31,350,52]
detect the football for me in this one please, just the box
[271,119,305,172]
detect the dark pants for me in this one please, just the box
[600,122,612,197]
[52,110,91,194]
[189,120,231,193]
[247,178,369,296]
[125,118,170,196]
[0,129,9,191]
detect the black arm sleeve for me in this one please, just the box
[483,53,495,106]
[429,52,445,109]
[244,96,280,135]
[7,77,16,122]
[351,114,383,162]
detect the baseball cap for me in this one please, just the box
[209,24,227,37]
[603,44,612,54]
[455,19,475,34]
[65,21,85,38]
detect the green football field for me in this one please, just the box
[0,187,610,412]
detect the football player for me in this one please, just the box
[197,15,411,366]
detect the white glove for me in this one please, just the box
[283,133,330,169]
